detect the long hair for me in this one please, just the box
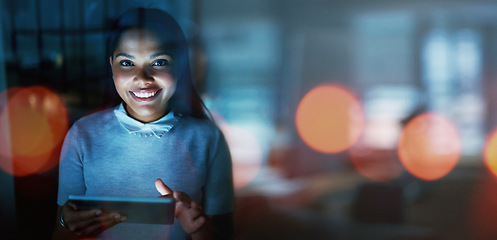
[106,7,209,119]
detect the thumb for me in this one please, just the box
[155,178,173,196]
[66,201,79,211]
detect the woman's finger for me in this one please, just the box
[191,215,206,231]
[189,201,203,219]
[68,212,105,232]
[155,178,173,196]
[77,213,126,236]
[64,207,102,223]
[66,201,79,211]
[173,190,192,206]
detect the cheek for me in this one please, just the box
[158,73,176,86]
[112,69,133,79]
[169,83,177,95]
[112,74,128,93]
[113,80,126,97]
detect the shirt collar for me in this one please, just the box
[114,103,179,138]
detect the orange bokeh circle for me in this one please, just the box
[397,113,460,181]
[0,86,68,176]
[483,128,497,177]
[349,143,404,182]
[296,84,364,154]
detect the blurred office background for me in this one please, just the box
[2,0,497,239]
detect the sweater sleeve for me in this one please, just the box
[57,123,86,206]
[203,129,234,215]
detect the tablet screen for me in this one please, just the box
[68,195,175,225]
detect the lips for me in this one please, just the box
[129,89,162,102]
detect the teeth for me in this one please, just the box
[133,91,156,98]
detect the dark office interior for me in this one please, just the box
[3,0,497,239]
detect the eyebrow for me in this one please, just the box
[114,53,135,59]
[150,52,172,59]
[114,52,171,60]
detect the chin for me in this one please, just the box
[127,105,161,117]
[136,110,161,118]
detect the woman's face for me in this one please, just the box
[110,28,176,123]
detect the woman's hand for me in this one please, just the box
[155,178,207,235]
[59,201,127,237]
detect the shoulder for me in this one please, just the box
[174,116,224,140]
[177,116,220,132]
[72,108,116,133]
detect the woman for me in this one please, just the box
[52,8,234,240]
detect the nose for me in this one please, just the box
[134,65,154,84]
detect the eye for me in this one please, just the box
[120,60,134,67]
[152,59,170,67]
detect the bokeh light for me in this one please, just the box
[348,142,404,182]
[397,113,460,181]
[220,124,263,189]
[295,84,364,154]
[483,128,497,177]
[348,118,404,182]
[0,86,68,176]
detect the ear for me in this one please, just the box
[109,57,113,67]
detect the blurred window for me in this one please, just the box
[422,29,485,155]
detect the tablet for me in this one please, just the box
[68,195,175,225]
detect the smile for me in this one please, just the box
[130,89,162,101]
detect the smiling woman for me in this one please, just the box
[53,8,234,240]
[110,29,177,123]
